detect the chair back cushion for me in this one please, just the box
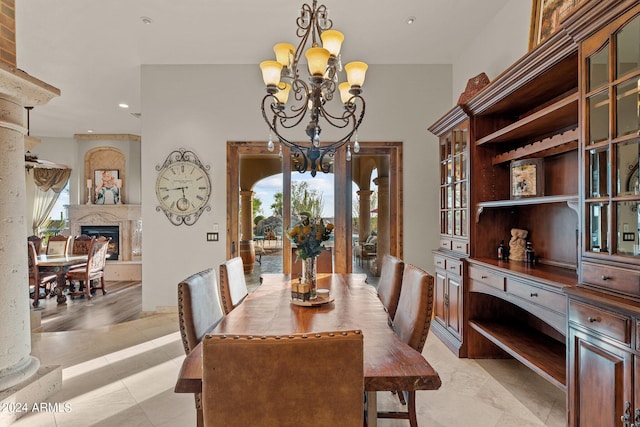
[376,255,404,320]
[46,235,70,256]
[72,234,94,255]
[219,257,248,314]
[27,235,43,255]
[202,330,364,427]
[393,264,435,354]
[87,237,110,274]
[178,268,225,355]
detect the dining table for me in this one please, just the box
[174,273,442,427]
[37,254,88,304]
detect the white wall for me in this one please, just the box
[140,64,452,311]
[451,1,531,104]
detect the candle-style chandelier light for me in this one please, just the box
[259,0,368,177]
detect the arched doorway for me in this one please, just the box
[226,141,402,279]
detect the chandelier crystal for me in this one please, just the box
[259,0,367,177]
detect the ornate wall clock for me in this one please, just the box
[155,148,211,226]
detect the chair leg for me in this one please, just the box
[407,391,417,427]
[85,280,92,300]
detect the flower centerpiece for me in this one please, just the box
[288,216,334,300]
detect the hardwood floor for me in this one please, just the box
[36,281,142,332]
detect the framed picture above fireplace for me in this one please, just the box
[94,169,120,204]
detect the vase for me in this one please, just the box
[302,257,317,299]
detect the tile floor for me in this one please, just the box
[15,310,566,426]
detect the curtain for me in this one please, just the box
[31,168,72,235]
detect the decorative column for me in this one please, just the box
[0,66,59,391]
[373,176,390,276]
[239,190,255,241]
[357,189,373,243]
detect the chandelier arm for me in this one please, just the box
[259,1,366,176]
[317,96,364,130]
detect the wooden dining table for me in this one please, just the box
[37,254,88,304]
[174,273,441,426]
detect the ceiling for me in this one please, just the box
[16,0,512,138]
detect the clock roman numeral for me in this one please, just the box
[196,195,204,201]
[162,195,170,201]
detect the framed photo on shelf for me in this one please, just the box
[94,169,120,205]
[510,159,544,199]
[529,0,587,50]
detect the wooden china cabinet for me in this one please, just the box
[565,2,640,426]
[429,1,640,425]
[429,110,470,357]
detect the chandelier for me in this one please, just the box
[259,1,368,177]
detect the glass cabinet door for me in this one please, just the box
[584,13,640,260]
[438,121,469,246]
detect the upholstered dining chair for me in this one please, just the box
[178,268,225,427]
[202,330,364,427]
[378,264,435,427]
[27,241,57,308]
[46,234,70,256]
[27,235,43,255]
[65,237,110,300]
[218,257,249,315]
[71,234,93,255]
[376,254,405,320]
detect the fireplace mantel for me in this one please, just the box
[67,204,141,263]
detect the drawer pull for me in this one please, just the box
[481,275,488,279]
[587,316,600,323]
[601,275,611,281]
[530,292,538,297]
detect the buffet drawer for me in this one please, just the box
[568,300,631,345]
[451,240,468,254]
[582,262,640,297]
[434,255,446,271]
[507,279,566,315]
[439,238,452,250]
[446,259,462,276]
[468,265,505,292]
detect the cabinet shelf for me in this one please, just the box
[477,194,578,209]
[476,195,579,222]
[476,91,578,146]
[469,319,566,390]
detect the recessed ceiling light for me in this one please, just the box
[87,129,94,133]
[140,16,153,25]
[406,16,416,25]
[119,103,129,109]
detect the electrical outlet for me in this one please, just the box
[207,232,219,242]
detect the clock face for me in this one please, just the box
[155,150,211,226]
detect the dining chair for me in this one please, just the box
[65,237,110,300]
[376,254,405,320]
[71,234,93,255]
[218,257,248,315]
[378,264,435,427]
[46,234,70,256]
[27,241,58,308]
[178,268,226,427]
[28,235,43,255]
[202,330,364,427]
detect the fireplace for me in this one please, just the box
[81,225,119,260]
